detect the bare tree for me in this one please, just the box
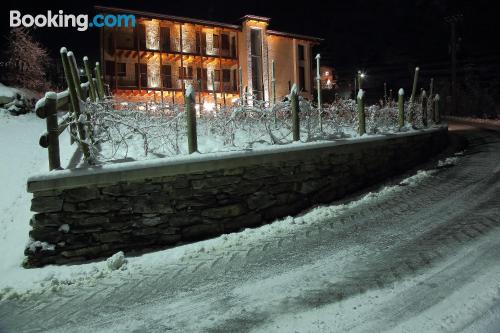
[5,28,51,91]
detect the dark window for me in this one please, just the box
[201,32,207,54]
[160,27,170,52]
[221,34,230,51]
[196,68,202,88]
[213,34,219,48]
[138,24,146,50]
[232,69,237,91]
[179,67,194,79]
[214,69,221,82]
[135,63,147,87]
[105,61,115,76]
[162,65,172,88]
[222,69,230,82]
[299,65,306,92]
[117,63,126,77]
[232,36,237,58]
[196,32,201,54]
[202,68,208,89]
[298,44,305,61]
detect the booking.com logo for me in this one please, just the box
[9,10,136,32]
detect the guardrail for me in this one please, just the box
[35,47,106,171]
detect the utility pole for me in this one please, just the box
[445,14,462,115]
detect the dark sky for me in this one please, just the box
[0,0,497,71]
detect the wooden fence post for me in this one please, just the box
[434,94,440,124]
[60,47,91,162]
[409,66,419,125]
[398,88,405,129]
[95,62,105,100]
[45,92,61,171]
[67,51,83,100]
[185,84,198,153]
[421,90,428,127]
[83,56,97,102]
[357,89,366,135]
[290,84,300,141]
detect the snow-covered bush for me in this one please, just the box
[71,95,431,163]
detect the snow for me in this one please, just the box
[58,224,70,233]
[27,127,442,185]
[0,138,439,299]
[434,94,440,101]
[357,89,365,100]
[0,112,75,296]
[185,84,195,98]
[106,251,127,271]
[398,88,404,96]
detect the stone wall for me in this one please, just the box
[25,128,448,267]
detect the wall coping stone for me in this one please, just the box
[27,127,447,193]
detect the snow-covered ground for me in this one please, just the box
[1,115,499,332]
[0,112,76,294]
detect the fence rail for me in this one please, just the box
[35,51,441,171]
[35,47,106,171]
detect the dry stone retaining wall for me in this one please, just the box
[25,128,448,267]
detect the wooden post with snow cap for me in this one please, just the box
[67,51,83,100]
[434,94,440,124]
[45,92,61,171]
[409,67,419,125]
[398,88,405,129]
[315,54,323,132]
[60,47,91,162]
[95,62,105,100]
[185,84,198,154]
[421,90,428,127]
[83,56,97,102]
[357,89,366,135]
[290,84,300,141]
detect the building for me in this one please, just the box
[96,6,322,106]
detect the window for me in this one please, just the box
[179,66,194,79]
[105,61,115,76]
[214,69,221,82]
[213,34,219,48]
[221,34,230,51]
[160,27,170,52]
[117,63,126,77]
[299,65,306,92]
[222,69,230,83]
[162,65,172,88]
[298,44,305,61]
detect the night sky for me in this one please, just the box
[1,0,498,88]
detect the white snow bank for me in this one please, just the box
[106,251,127,271]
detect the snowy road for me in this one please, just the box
[1,124,500,332]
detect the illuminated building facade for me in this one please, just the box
[97,6,322,105]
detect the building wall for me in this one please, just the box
[102,16,315,104]
[25,128,448,267]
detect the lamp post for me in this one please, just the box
[315,54,322,131]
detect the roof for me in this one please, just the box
[267,30,323,43]
[241,15,271,22]
[94,6,241,30]
[94,6,322,43]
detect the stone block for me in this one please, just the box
[64,187,100,202]
[31,196,63,213]
[201,203,247,219]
